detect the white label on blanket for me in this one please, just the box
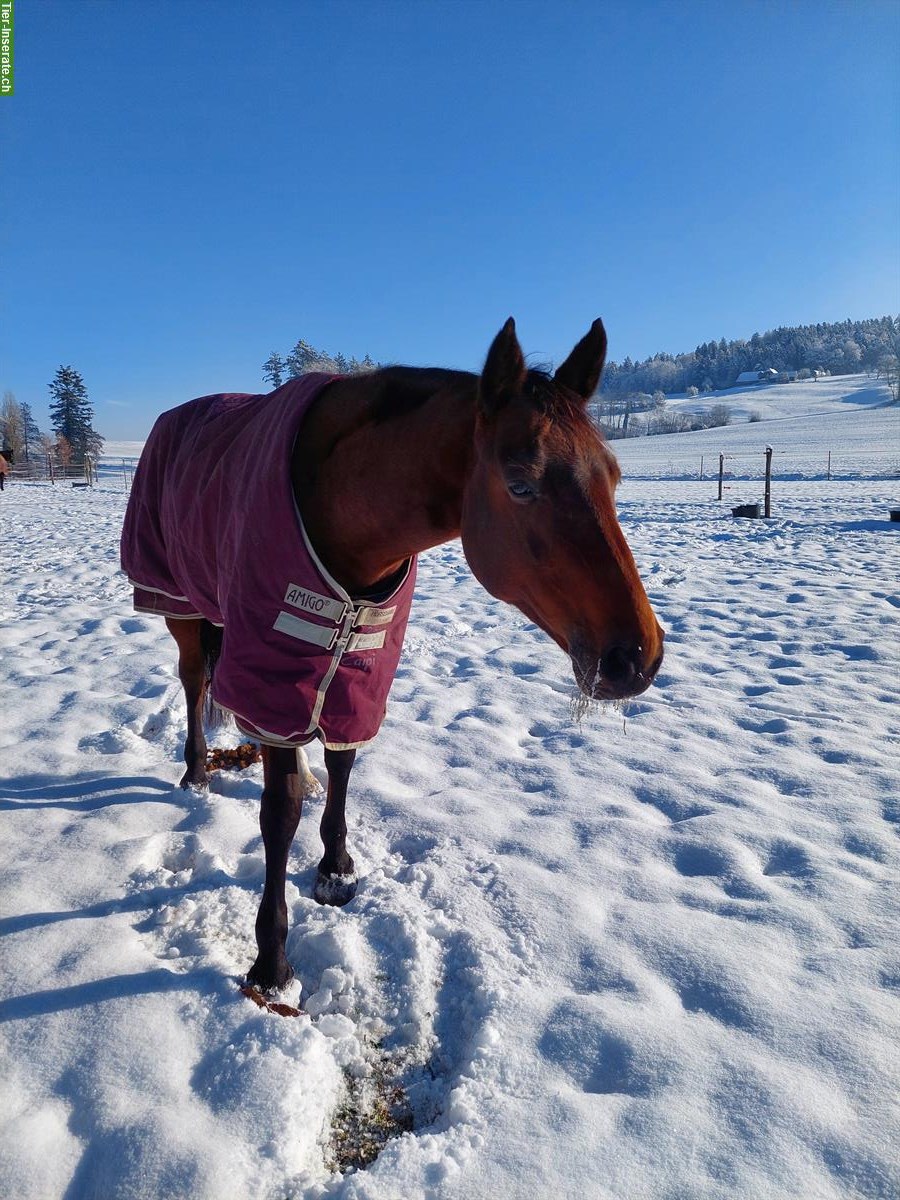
[274,610,338,649]
[346,630,386,652]
[283,584,346,623]
[354,604,397,627]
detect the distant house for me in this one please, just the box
[735,368,777,385]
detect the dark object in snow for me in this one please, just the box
[72,481,90,488]
[732,503,762,518]
[890,508,900,523]
[120,318,666,995]
[206,743,262,772]
[240,984,304,1018]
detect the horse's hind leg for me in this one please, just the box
[313,747,358,906]
[165,616,209,789]
[248,745,305,991]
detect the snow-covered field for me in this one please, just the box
[2,390,899,1199]
[605,374,899,481]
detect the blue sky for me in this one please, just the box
[3,0,898,440]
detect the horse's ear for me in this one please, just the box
[554,318,607,401]
[480,317,527,417]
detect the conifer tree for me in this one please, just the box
[262,352,286,389]
[48,366,104,460]
[286,340,317,378]
[20,402,42,463]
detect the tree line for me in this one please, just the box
[1,366,103,467]
[261,317,900,406]
[261,340,380,389]
[599,315,900,398]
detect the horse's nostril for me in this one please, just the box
[601,644,639,686]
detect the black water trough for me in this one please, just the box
[732,503,761,519]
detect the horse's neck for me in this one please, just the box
[293,372,478,593]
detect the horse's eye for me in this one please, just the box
[507,480,537,501]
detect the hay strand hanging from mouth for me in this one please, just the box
[569,689,630,727]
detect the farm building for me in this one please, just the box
[735,368,778,385]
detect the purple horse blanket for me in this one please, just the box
[120,374,416,750]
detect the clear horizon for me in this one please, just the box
[3,0,898,440]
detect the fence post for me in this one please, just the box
[48,452,55,484]
[764,446,773,518]
[700,454,704,480]
[717,454,724,500]
[827,451,831,481]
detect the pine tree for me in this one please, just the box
[262,352,286,389]
[20,402,41,463]
[286,340,317,378]
[48,366,104,461]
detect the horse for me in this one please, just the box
[121,318,664,994]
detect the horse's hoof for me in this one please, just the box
[313,870,358,907]
[179,771,209,792]
[246,957,293,993]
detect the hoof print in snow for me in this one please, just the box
[314,871,359,907]
[326,1054,416,1174]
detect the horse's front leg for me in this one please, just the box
[165,617,208,789]
[313,747,358,906]
[247,745,305,992]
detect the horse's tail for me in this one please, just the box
[200,619,227,728]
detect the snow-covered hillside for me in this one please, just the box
[610,374,898,481]
[1,396,899,1199]
[663,371,891,423]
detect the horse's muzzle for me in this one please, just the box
[570,631,664,701]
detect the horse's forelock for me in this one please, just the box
[521,372,621,506]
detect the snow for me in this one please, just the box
[2,385,899,1199]
[610,376,899,483]
[656,372,890,424]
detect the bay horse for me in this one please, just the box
[121,318,663,993]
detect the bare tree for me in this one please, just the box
[1,391,25,461]
[878,355,900,404]
[877,318,900,403]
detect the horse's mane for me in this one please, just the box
[366,366,475,424]
[359,364,607,466]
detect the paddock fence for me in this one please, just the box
[5,455,140,489]
[610,444,900,484]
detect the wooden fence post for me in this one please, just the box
[700,455,704,480]
[764,446,773,518]
[717,454,724,500]
[48,453,55,484]
[827,451,831,481]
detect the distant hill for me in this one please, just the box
[601,315,899,397]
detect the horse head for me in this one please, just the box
[460,318,664,701]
